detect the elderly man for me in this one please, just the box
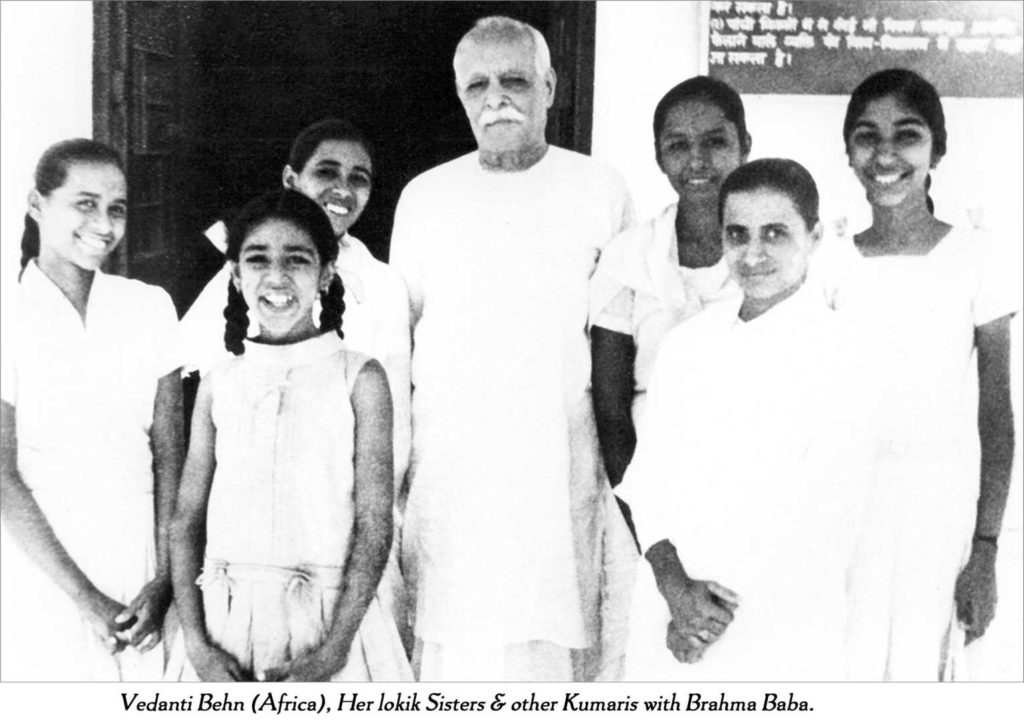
[389,16,634,681]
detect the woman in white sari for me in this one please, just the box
[623,159,875,681]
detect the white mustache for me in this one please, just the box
[481,109,526,126]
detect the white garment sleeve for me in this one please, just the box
[388,186,425,330]
[378,271,412,494]
[972,228,1022,327]
[590,286,634,335]
[618,328,688,552]
[149,285,183,378]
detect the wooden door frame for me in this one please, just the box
[548,1,596,155]
[92,1,598,283]
[92,1,130,275]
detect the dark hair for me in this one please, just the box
[653,76,750,163]
[286,118,375,176]
[843,68,946,214]
[717,158,820,230]
[223,189,345,354]
[21,139,124,276]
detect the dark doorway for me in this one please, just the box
[93,1,596,314]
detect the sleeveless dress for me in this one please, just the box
[176,333,411,681]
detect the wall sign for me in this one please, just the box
[706,1,1023,97]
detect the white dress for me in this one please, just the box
[622,286,874,681]
[0,262,180,681]
[177,232,412,644]
[390,146,634,680]
[178,334,411,681]
[589,203,740,426]
[825,225,1022,680]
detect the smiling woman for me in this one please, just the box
[835,69,1020,682]
[620,159,872,682]
[718,159,822,322]
[589,76,750,496]
[1,139,183,681]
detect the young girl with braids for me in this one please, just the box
[169,189,411,681]
[0,139,182,680]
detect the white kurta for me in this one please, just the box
[822,224,1022,680]
[390,146,634,663]
[621,285,875,681]
[589,203,740,425]
[0,262,180,681]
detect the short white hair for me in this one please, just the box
[454,16,551,76]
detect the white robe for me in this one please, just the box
[622,285,875,681]
[390,146,634,672]
[821,224,1022,680]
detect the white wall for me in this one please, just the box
[1,1,93,291]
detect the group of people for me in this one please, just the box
[0,16,1017,683]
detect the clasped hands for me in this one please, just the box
[82,575,172,655]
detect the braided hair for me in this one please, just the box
[20,139,124,278]
[223,189,345,354]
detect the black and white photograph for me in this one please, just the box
[0,0,1022,717]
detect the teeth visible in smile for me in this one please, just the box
[688,179,712,185]
[874,173,902,186]
[326,203,350,216]
[262,293,293,308]
[76,233,108,251]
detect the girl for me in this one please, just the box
[590,76,750,491]
[836,69,1018,680]
[0,139,182,680]
[587,77,750,680]
[170,189,411,681]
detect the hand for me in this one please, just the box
[190,640,250,682]
[661,575,739,654]
[955,544,998,645]
[261,643,348,682]
[79,589,129,655]
[115,576,173,652]
[666,621,707,664]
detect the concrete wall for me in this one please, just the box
[1,1,93,291]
